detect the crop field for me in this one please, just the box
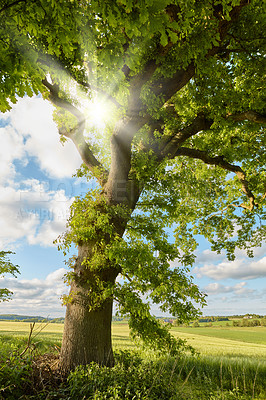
[172,331,266,360]
[1,321,266,399]
[171,326,266,359]
[173,326,266,345]
[1,321,266,360]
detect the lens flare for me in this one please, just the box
[88,99,111,129]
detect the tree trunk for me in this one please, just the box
[59,171,138,373]
[59,243,119,374]
[60,295,114,374]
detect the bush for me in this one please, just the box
[1,342,266,399]
[0,337,34,399]
[67,351,179,400]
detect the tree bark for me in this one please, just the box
[59,241,120,374]
[60,293,114,374]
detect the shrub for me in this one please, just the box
[67,350,180,400]
[0,337,33,399]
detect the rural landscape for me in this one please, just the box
[0,0,265,399]
[0,315,266,398]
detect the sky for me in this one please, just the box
[0,96,265,318]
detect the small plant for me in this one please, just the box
[67,350,179,400]
[0,338,33,399]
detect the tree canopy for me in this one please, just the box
[1,0,265,369]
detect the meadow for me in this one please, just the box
[1,321,266,358]
[0,320,266,399]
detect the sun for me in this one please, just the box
[67,81,114,130]
[87,98,112,129]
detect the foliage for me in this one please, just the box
[0,0,87,112]
[0,336,34,399]
[56,188,206,351]
[0,251,20,301]
[233,319,262,327]
[66,350,266,399]
[1,343,266,399]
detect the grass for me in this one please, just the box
[2,321,265,359]
[171,328,266,360]
[0,321,266,399]
[173,326,266,345]
[1,320,266,362]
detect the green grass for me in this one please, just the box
[1,321,266,399]
[173,326,266,345]
[1,321,266,358]
[171,328,266,360]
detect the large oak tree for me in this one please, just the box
[1,0,265,373]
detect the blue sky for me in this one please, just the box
[0,96,265,318]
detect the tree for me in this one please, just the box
[0,251,20,301]
[1,0,265,373]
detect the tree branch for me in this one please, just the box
[0,0,27,13]
[160,113,213,159]
[42,78,84,121]
[227,111,266,124]
[38,56,122,109]
[150,1,250,101]
[42,78,108,185]
[175,147,258,211]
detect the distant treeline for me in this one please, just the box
[233,318,266,327]
[0,314,64,323]
[1,314,265,325]
[0,314,127,323]
[0,314,49,321]
[198,317,229,323]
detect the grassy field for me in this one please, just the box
[173,326,266,345]
[171,326,266,359]
[1,321,266,399]
[1,320,266,359]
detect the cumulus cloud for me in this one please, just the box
[0,96,89,249]
[235,243,266,259]
[195,249,226,264]
[0,178,73,248]
[204,281,254,297]
[0,125,25,184]
[194,257,266,280]
[1,96,81,178]
[0,268,68,317]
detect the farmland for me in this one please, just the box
[1,320,266,357]
[172,326,266,358]
[0,320,266,399]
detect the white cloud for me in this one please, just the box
[28,219,68,247]
[1,96,81,178]
[0,268,67,317]
[0,96,88,249]
[194,257,266,280]
[195,249,225,264]
[204,281,254,297]
[235,243,266,259]
[0,178,73,248]
[0,125,25,183]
